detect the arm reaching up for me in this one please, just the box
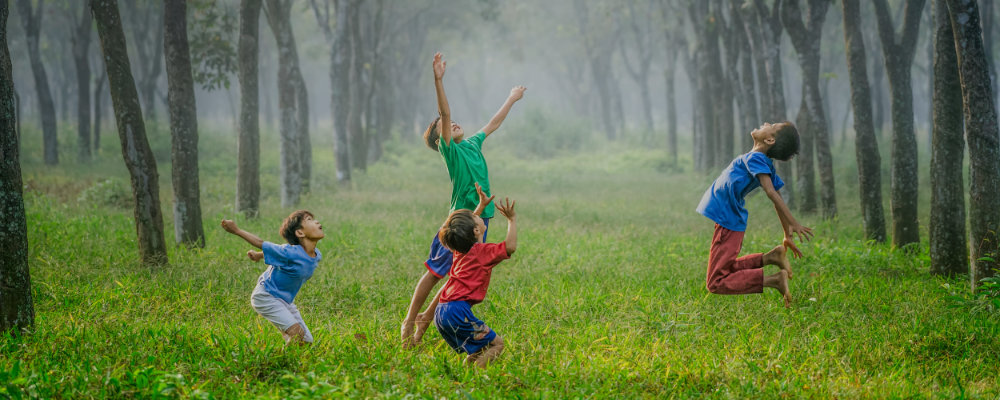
[494,198,517,255]
[758,174,813,257]
[481,86,526,137]
[472,182,495,216]
[433,52,453,145]
[221,219,265,249]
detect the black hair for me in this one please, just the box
[766,121,800,161]
[279,210,313,246]
[438,209,478,254]
[423,116,441,151]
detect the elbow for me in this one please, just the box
[506,246,517,256]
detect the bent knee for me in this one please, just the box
[706,282,724,294]
[285,323,306,338]
[490,335,504,348]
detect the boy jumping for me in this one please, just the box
[400,52,525,347]
[221,211,324,343]
[435,185,517,368]
[695,121,813,307]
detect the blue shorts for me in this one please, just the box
[435,300,498,354]
[425,218,489,278]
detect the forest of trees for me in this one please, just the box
[2,0,999,333]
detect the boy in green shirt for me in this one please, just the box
[400,52,525,347]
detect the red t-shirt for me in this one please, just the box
[439,242,510,305]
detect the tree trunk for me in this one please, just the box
[930,0,967,275]
[164,0,204,248]
[753,0,794,207]
[91,0,168,266]
[92,69,106,154]
[264,0,302,207]
[330,0,352,183]
[347,0,367,171]
[732,0,758,153]
[237,0,261,217]
[72,4,92,163]
[781,0,836,217]
[294,65,311,193]
[15,0,57,165]
[664,51,678,164]
[946,0,1000,284]
[0,1,34,333]
[873,0,925,248]
[842,0,888,243]
[793,92,817,213]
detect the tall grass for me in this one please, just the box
[2,123,998,399]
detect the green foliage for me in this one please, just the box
[188,0,238,91]
[499,107,593,159]
[76,178,132,209]
[949,258,1000,315]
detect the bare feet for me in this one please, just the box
[400,320,416,348]
[412,315,433,344]
[763,270,792,308]
[765,245,792,279]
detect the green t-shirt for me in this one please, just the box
[439,131,494,218]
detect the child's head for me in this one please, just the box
[422,117,465,151]
[279,210,324,246]
[752,121,799,161]
[438,209,485,254]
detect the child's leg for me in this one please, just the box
[413,284,444,343]
[764,270,792,308]
[401,270,441,344]
[706,225,764,294]
[470,336,505,368]
[762,245,792,278]
[285,302,314,343]
[251,285,310,343]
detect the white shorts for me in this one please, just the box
[250,284,314,343]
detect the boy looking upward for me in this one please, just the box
[695,121,813,307]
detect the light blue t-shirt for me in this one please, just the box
[696,152,785,232]
[258,241,322,303]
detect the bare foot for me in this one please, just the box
[400,320,416,348]
[775,270,792,308]
[766,245,792,279]
[412,315,433,344]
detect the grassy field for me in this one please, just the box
[3,122,999,399]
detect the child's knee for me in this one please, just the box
[285,323,306,338]
[706,281,724,294]
[490,335,504,350]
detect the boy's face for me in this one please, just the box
[751,122,778,146]
[438,120,465,143]
[297,215,325,241]
[473,215,486,243]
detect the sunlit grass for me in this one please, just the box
[2,124,998,398]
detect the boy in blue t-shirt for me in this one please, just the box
[695,121,813,307]
[221,210,324,343]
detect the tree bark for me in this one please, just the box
[264,0,302,207]
[873,0,926,248]
[930,0,967,275]
[330,0,352,183]
[237,0,261,217]
[752,0,794,207]
[15,0,57,165]
[842,0,888,243]
[781,0,836,218]
[0,1,34,334]
[122,1,164,122]
[91,0,168,266]
[946,0,1000,284]
[164,0,204,248]
[92,69,106,154]
[347,0,366,171]
[72,4,92,163]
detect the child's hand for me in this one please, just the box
[783,237,804,258]
[789,223,813,243]
[221,219,239,234]
[247,250,263,262]
[475,182,495,207]
[495,198,516,220]
[509,85,526,101]
[433,52,446,80]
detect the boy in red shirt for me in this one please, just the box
[434,187,517,368]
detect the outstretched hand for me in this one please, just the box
[783,237,803,259]
[475,182,494,208]
[495,198,516,220]
[221,219,239,234]
[509,85,526,101]
[789,223,814,243]
[433,52,446,80]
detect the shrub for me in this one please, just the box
[77,178,132,210]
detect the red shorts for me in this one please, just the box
[706,224,764,294]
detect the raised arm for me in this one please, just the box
[481,86,526,137]
[758,174,813,257]
[494,198,517,255]
[221,219,264,249]
[472,182,495,216]
[433,52,453,145]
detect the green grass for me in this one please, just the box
[3,122,999,399]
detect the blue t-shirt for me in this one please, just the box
[257,241,322,303]
[696,152,785,232]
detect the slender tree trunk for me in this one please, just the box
[0,1,34,333]
[664,51,678,164]
[72,5,92,163]
[873,0,926,248]
[793,91,817,213]
[294,65,310,193]
[732,0,758,153]
[842,0,887,243]
[164,0,204,248]
[946,0,1000,284]
[331,0,352,183]
[16,0,57,165]
[753,0,794,206]
[930,0,967,275]
[347,0,367,171]
[92,69,106,154]
[264,0,301,207]
[92,0,168,266]
[237,0,261,217]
